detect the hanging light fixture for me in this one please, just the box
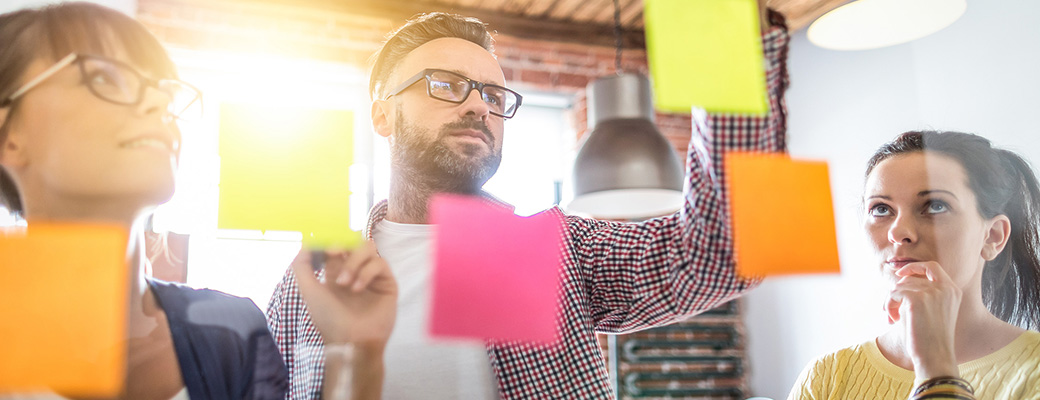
[566,0,684,220]
[807,0,966,51]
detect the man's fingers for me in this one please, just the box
[321,249,351,286]
[309,249,326,272]
[292,249,340,314]
[351,260,390,292]
[291,249,319,288]
[337,242,377,286]
[342,242,377,275]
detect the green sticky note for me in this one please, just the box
[217,103,362,249]
[645,0,768,114]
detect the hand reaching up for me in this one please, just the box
[291,242,398,347]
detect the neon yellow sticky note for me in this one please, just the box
[218,103,362,249]
[726,153,841,277]
[0,223,129,396]
[645,0,768,114]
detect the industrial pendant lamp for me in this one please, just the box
[566,0,684,219]
[808,0,966,51]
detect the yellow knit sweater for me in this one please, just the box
[788,331,1040,400]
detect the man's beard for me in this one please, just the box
[390,108,502,194]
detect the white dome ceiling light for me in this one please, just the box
[808,0,967,51]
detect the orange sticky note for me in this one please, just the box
[0,223,129,397]
[726,153,840,277]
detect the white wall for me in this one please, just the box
[744,0,1040,398]
[912,0,1040,155]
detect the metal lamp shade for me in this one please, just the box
[568,73,684,219]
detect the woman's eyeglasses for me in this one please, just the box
[0,53,202,122]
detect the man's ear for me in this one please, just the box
[371,99,393,139]
[981,215,1012,261]
[0,108,29,169]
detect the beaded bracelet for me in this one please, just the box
[912,376,975,400]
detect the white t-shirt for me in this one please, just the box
[372,219,500,400]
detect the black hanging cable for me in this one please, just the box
[613,0,622,74]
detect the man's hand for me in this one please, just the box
[291,242,398,346]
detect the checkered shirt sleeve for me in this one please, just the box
[266,269,326,399]
[574,25,789,334]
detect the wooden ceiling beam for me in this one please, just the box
[525,0,557,17]
[567,0,604,22]
[256,0,647,49]
[242,0,849,49]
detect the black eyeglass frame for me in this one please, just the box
[0,53,202,121]
[383,68,523,119]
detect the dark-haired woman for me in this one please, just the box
[789,131,1040,400]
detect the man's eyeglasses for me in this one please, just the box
[0,53,202,122]
[384,69,522,119]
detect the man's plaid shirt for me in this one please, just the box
[266,26,790,399]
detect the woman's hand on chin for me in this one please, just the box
[885,261,962,381]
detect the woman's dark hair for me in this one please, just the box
[866,131,1040,331]
[369,12,494,101]
[0,1,176,216]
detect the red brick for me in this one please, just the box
[554,72,591,89]
[518,69,552,86]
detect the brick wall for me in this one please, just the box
[494,35,694,155]
[135,3,744,396]
[137,0,693,156]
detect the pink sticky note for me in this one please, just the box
[429,194,564,344]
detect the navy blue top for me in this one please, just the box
[148,278,288,399]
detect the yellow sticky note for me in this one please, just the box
[726,153,840,277]
[645,0,768,114]
[0,223,129,396]
[217,104,362,249]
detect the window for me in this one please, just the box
[133,49,577,310]
[485,94,576,215]
[153,49,372,309]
